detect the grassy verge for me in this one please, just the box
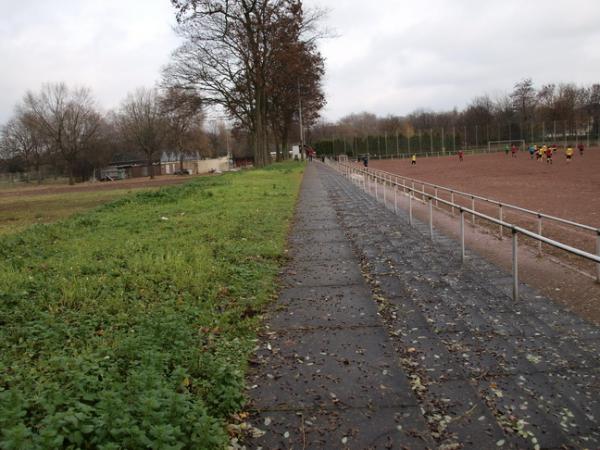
[0,190,150,236]
[0,162,304,449]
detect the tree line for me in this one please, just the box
[312,79,600,156]
[0,84,221,184]
[0,0,326,183]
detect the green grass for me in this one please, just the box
[0,190,150,236]
[0,162,304,449]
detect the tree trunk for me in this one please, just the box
[282,128,289,160]
[254,88,266,167]
[147,155,155,179]
[68,163,75,185]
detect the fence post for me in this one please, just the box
[512,228,519,301]
[429,197,434,240]
[422,183,425,202]
[383,177,387,206]
[434,187,438,207]
[498,204,503,240]
[471,197,476,225]
[460,209,465,262]
[596,229,600,283]
[394,186,398,214]
[451,192,455,215]
[537,215,543,256]
[409,191,413,226]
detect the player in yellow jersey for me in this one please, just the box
[565,145,574,163]
[411,154,417,165]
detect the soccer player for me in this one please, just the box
[528,145,536,159]
[545,146,553,164]
[538,145,545,161]
[578,143,584,156]
[411,154,417,165]
[565,145,574,163]
[458,150,464,162]
[504,144,510,156]
[511,144,517,157]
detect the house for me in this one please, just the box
[159,152,230,175]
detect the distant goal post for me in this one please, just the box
[487,140,526,153]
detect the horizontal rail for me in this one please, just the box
[352,164,599,234]
[334,161,600,292]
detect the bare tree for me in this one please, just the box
[21,83,102,185]
[118,88,170,179]
[0,112,46,182]
[166,0,325,166]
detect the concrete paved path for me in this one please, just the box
[247,162,600,449]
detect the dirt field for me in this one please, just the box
[370,148,600,227]
[0,174,201,198]
[0,174,210,235]
[362,149,600,323]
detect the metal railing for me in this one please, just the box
[331,161,600,300]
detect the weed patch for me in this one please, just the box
[0,162,303,449]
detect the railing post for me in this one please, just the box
[394,186,398,214]
[498,204,503,240]
[451,192,455,216]
[471,196,476,225]
[434,187,438,207]
[409,191,413,226]
[422,183,425,202]
[383,177,387,206]
[512,228,519,301]
[429,197,434,240]
[596,230,600,283]
[375,176,379,201]
[537,214,543,256]
[460,208,465,263]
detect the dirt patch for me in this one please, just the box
[0,174,208,198]
[369,148,600,227]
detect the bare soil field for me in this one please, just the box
[370,148,600,228]
[0,174,203,198]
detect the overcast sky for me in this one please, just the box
[1,0,600,123]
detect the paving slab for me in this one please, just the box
[251,407,433,450]
[281,259,364,287]
[289,228,347,243]
[249,327,416,411]
[286,241,355,262]
[271,285,380,329]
